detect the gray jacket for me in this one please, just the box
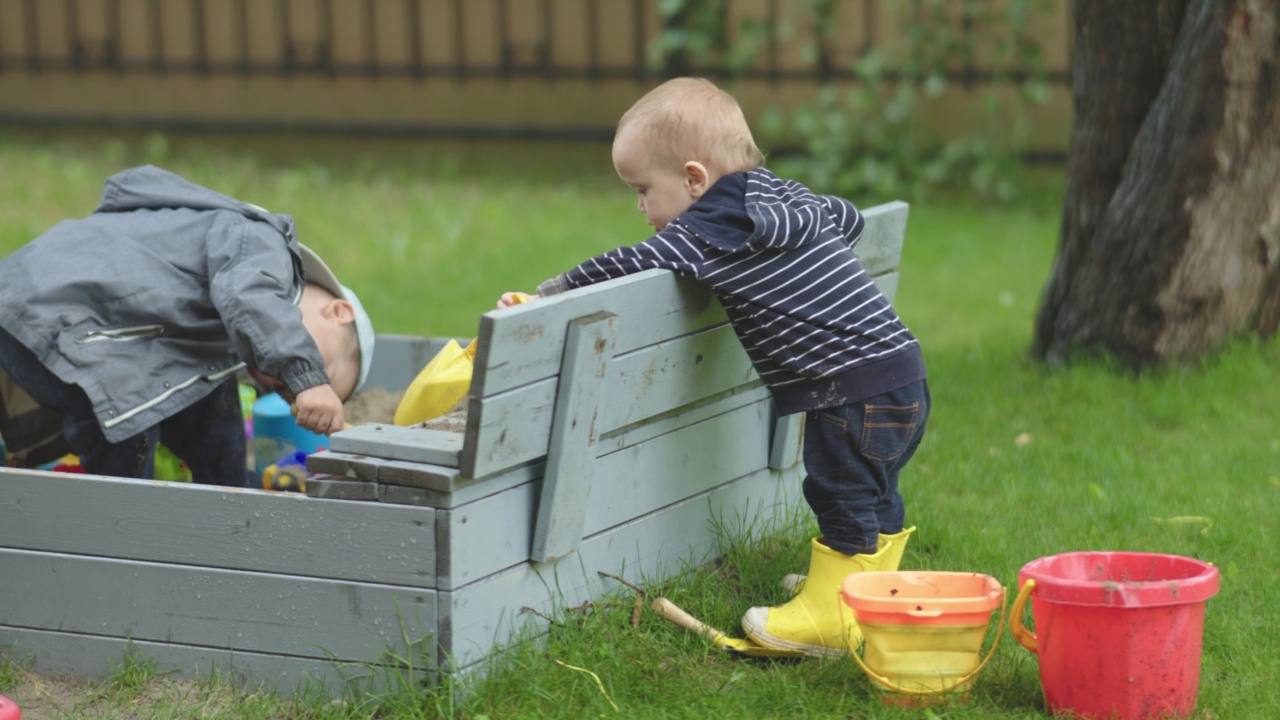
[0,165,328,443]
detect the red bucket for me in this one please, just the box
[1011,552,1219,720]
[0,694,22,720]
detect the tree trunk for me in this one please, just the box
[1033,0,1280,369]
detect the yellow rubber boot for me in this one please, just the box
[875,525,917,572]
[742,538,891,658]
[781,526,916,592]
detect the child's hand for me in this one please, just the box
[291,384,346,435]
[496,292,534,309]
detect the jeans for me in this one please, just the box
[0,326,249,487]
[801,378,930,555]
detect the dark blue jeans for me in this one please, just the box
[801,378,930,555]
[0,326,249,486]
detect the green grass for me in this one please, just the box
[2,129,1277,719]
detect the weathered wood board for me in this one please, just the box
[0,201,910,691]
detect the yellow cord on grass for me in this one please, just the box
[1150,515,1214,536]
[553,660,619,713]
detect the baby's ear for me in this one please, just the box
[684,161,710,199]
[325,298,356,324]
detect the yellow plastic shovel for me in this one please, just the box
[650,598,805,658]
[393,338,477,425]
[394,295,530,426]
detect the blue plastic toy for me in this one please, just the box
[262,449,312,492]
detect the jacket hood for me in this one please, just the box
[95,165,294,238]
[675,172,755,252]
[676,169,831,253]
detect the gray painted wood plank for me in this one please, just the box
[305,476,379,501]
[0,549,437,663]
[380,483,453,508]
[460,377,557,479]
[444,400,776,584]
[584,401,774,532]
[0,469,437,587]
[436,482,538,588]
[532,312,616,563]
[438,463,803,669]
[852,201,909,278]
[769,413,804,470]
[306,451,386,482]
[462,326,762,480]
[594,385,772,455]
[472,270,722,397]
[375,459,461,491]
[379,460,544,510]
[874,270,900,305]
[330,424,463,468]
[603,324,760,429]
[0,627,431,696]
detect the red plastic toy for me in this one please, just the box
[0,693,22,720]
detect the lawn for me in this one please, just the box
[1,129,1276,719]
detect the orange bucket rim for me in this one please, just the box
[841,571,1004,615]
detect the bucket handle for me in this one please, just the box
[845,589,1007,698]
[1009,578,1037,653]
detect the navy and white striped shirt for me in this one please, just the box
[538,168,924,414]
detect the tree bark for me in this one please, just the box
[1033,0,1280,369]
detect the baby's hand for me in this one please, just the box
[497,291,534,309]
[291,384,346,435]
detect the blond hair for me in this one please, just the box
[617,77,764,176]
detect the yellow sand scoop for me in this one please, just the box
[651,598,805,658]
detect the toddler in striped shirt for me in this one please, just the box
[499,76,930,658]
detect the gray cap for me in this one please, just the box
[298,244,376,393]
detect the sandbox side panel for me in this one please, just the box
[437,462,800,669]
[441,398,776,586]
[0,627,430,696]
[0,549,437,665]
[0,469,437,588]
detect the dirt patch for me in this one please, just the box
[343,387,468,433]
[415,400,469,433]
[2,671,90,720]
[2,668,231,720]
[343,386,404,426]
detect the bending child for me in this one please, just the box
[499,77,929,657]
[0,165,375,487]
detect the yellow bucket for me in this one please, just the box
[841,571,1005,705]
